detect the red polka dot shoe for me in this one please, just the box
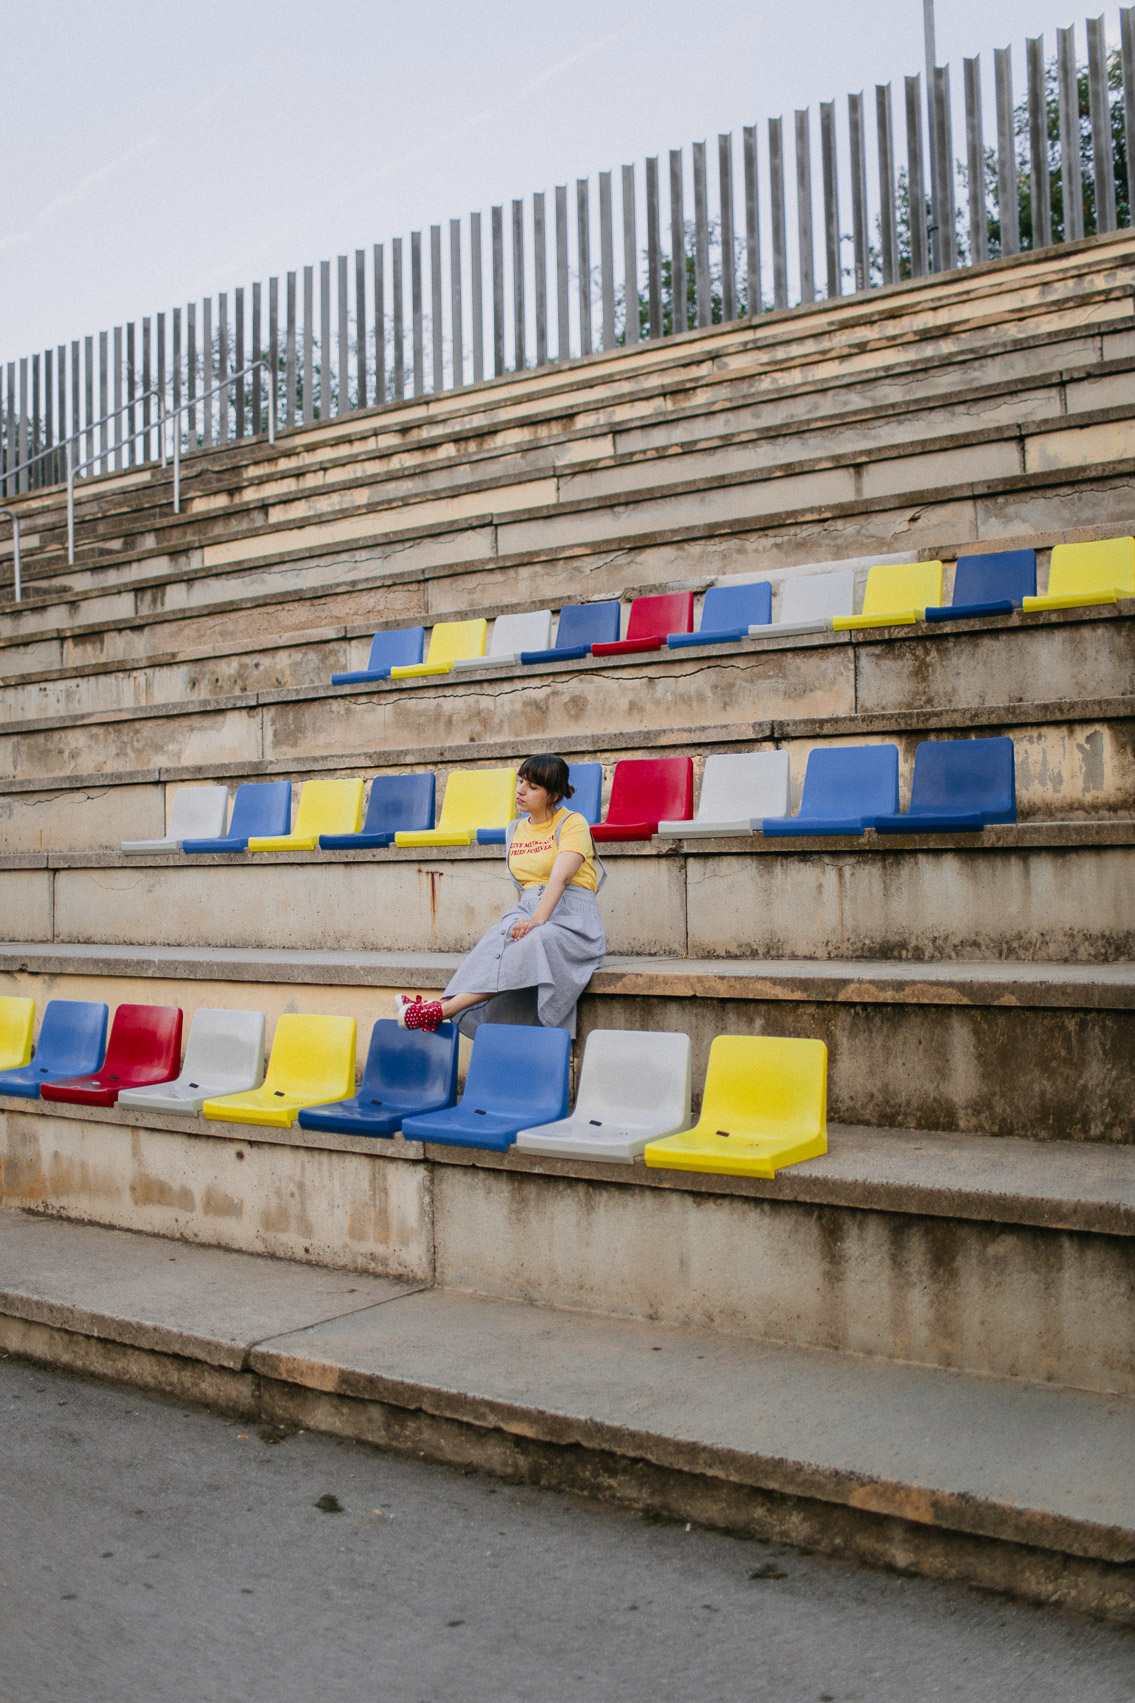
[394,994,445,1032]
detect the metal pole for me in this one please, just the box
[645,158,663,337]
[742,125,762,314]
[905,76,929,276]
[669,150,686,332]
[451,220,465,383]
[1027,38,1052,249]
[470,216,484,382]
[374,244,386,403]
[1058,26,1084,242]
[66,441,74,564]
[873,86,898,281]
[554,188,570,359]
[532,196,547,363]
[933,66,957,270]
[511,201,526,370]
[491,207,505,375]
[1087,14,1117,233]
[849,95,869,292]
[964,58,989,264]
[820,101,841,298]
[718,134,736,322]
[251,283,261,432]
[355,249,367,409]
[769,118,788,308]
[599,170,616,348]
[174,411,180,512]
[432,224,446,389]
[577,179,593,353]
[923,0,942,270]
[622,164,639,342]
[995,47,1019,256]
[1122,8,1135,224]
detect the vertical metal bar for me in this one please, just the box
[303,268,314,421]
[795,111,815,304]
[995,47,1019,256]
[251,285,261,433]
[621,164,639,342]
[285,273,296,428]
[431,224,445,390]
[964,58,989,264]
[355,250,367,408]
[933,66,957,270]
[32,354,40,487]
[1027,38,1052,249]
[113,330,123,468]
[234,290,244,438]
[451,221,465,384]
[172,310,181,445]
[692,142,711,327]
[99,332,109,470]
[338,254,350,411]
[533,196,547,364]
[554,188,570,358]
[392,238,406,401]
[18,359,28,491]
[511,201,526,370]
[218,293,230,441]
[1088,15,1117,233]
[57,345,66,481]
[905,76,929,276]
[848,94,869,291]
[1122,7,1135,224]
[718,135,736,321]
[320,260,331,416]
[126,323,136,465]
[411,232,425,394]
[645,158,663,336]
[743,125,762,314]
[43,349,53,483]
[470,215,484,382]
[491,207,506,375]
[876,85,899,284]
[924,0,942,271]
[374,244,386,403]
[155,317,165,461]
[186,309,197,449]
[70,341,79,476]
[140,318,149,462]
[84,336,94,471]
[1059,26,1085,242]
[820,102,841,297]
[577,179,593,352]
[599,171,616,347]
[769,118,789,308]
[668,150,686,332]
[5,363,14,494]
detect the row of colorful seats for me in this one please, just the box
[0,994,825,1179]
[329,538,1135,684]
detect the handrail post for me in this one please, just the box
[173,416,181,514]
[66,440,75,566]
[0,510,20,603]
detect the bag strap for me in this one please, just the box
[504,811,607,894]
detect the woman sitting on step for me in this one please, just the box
[395,754,606,1037]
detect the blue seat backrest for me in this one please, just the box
[361,1019,459,1107]
[951,551,1037,605]
[909,737,1016,815]
[227,781,293,839]
[33,999,109,1072]
[699,582,772,631]
[461,1023,571,1121]
[366,626,426,672]
[554,601,621,650]
[567,763,604,825]
[361,773,436,834]
[799,745,900,818]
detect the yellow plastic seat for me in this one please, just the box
[395,767,517,847]
[832,561,944,629]
[644,1035,827,1178]
[202,1013,356,1127]
[389,618,487,679]
[0,996,35,1070]
[247,778,364,853]
[1022,536,1135,612]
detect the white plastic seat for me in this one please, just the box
[657,751,791,837]
[515,1029,692,1163]
[452,609,553,668]
[122,786,230,854]
[753,568,856,637]
[117,1008,267,1115]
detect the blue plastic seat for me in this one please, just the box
[667,581,772,647]
[520,600,621,664]
[319,773,436,850]
[182,780,292,854]
[0,999,109,1099]
[476,762,603,845]
[297,1019,459,1135]
[925,551,1037,622]
[762,744,899,836]
[331,626,426,685]
[401,1023,571,1152]
[874,737,1017,832]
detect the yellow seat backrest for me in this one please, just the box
[424,619,488,666]
[0,995,35,1069]
[292,779,364,836]
[264,1014,357,1099]
[436,768,518,832]
[1048,537,1135,599]
[697,1035,827,1139]
[860,561,943,615]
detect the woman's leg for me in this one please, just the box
[439,990,492,1019]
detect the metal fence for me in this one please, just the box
[3,8,1134,497]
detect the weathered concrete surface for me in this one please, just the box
[0,780,162,854]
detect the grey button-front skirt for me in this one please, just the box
[443,884,606,1037]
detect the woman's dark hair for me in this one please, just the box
[518,754,574,805]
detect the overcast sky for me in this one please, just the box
[0,0,1117,363]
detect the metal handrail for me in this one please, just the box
[0,509,20,602]
[0,385,164,500]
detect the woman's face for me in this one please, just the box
[516,776,554,818]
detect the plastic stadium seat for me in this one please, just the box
[320,773,436,850]
[122,786,230,854]
[298,1019,459,1135]
[476,762,603,845]
[453,610,553,669]
[331,625,426,685]
[667,581,772,647]
[0,997,35,1070]
[401,1023,571,1152]
[0,1000,108,1099]
[591,756,694,841]
[657,751,791,837]
[645,1035,827,1178]
[389,618,487,678]
[520,600,621,664]
[924,550,1037,621]
[118,1008,267,1116]
[755,568,855,636]
[1022,536,1135,612]
[832,561,944,629]
[515,1028,692,1162]
[395,767,517,847]
[873,737,1017,832]
[202,1013,356,1127]
[247,778,364,853]
[592,591,695,656]
[41,1004,183,1107]
[762,743,899,836]
[182,780,292,854]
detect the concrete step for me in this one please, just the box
[0,1211,1130,1619]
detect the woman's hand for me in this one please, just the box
[510,918,535,941]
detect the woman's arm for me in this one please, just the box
[510,849,584,939]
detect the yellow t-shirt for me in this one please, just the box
[507,806,597,893]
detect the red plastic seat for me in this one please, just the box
[40,1003,183,1107]
[590,757,694,841]
[591,592,694,656]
